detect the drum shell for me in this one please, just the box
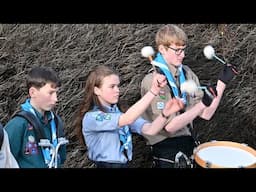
[193,141,256,168]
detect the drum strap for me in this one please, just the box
[178,109,200,146]
[187,122,200,146]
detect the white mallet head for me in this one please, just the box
[141,46,155,58]
[203,45,215,60]
[180,79,198,94]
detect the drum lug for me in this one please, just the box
[206,161,211,168]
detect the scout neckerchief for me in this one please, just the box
[154,52,187,105]
[21,98,58,167]
[113,105,132,161]
[94,104,132,161]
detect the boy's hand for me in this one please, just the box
[218,64,238,84]
[202,85,218,107]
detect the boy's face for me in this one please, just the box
[160,43,186,67]
[30,82,59,114]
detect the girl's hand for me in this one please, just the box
[151,72,167,95]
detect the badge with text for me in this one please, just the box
[96,113,104,121]
[104,113,111,120]
[24,135,38,155]
[159,90,166,100]
[156,102,165,110]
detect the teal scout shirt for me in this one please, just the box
[4,110,66,168]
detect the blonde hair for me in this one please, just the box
[155,24,187,48]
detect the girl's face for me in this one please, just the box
[94,74,120,106]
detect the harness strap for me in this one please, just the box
[14,111,45,142]
[13,111,63,141]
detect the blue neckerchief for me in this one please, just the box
[112,105,132,161]
[93,104,132,161]
[21,98,58,167]
[154,52,187,105]
[119,125,132,161]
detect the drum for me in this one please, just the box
[193,141,256,168]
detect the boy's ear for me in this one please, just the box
[158,44,166,54]
[29,87,37,98]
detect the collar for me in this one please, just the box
[168,63,179,77]
[21,98,52,124]
[93,104,119,113]
[35,110,52,124]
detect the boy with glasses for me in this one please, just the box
[141,24,238,168]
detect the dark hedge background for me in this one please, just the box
[0,24,255,167]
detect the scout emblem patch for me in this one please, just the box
[159,90,166,100]
[157,102,164,110]
[96,112,104,121]
[96,112,111,121]
[25,135,38,155]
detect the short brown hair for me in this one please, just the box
[26,67,61,92]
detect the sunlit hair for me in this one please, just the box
[75,65,119,146]
[155,24,187,49]
[26,67,61,92]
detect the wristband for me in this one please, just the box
[161,111,169,119]
[150,90,157,96]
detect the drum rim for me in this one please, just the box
[194,141,256,168]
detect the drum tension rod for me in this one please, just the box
[206,161,211,168]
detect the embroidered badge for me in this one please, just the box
[28,135,35,143]
[104,114,111,120]
[28,123,33,130]
[157,102,165,110]
[96,113,104,121]
[25,135,38,155]
[159,90,166,100]
[96,112,112,121]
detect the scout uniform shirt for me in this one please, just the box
[82,104,148,164]
[5,109,66,168]
[141,64,203,145]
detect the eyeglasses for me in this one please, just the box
[168,46,186,55]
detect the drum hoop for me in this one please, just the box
[194,141,256,168]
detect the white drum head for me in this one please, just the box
[194,141,256,168]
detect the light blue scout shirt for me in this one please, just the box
[82,104,148,164]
